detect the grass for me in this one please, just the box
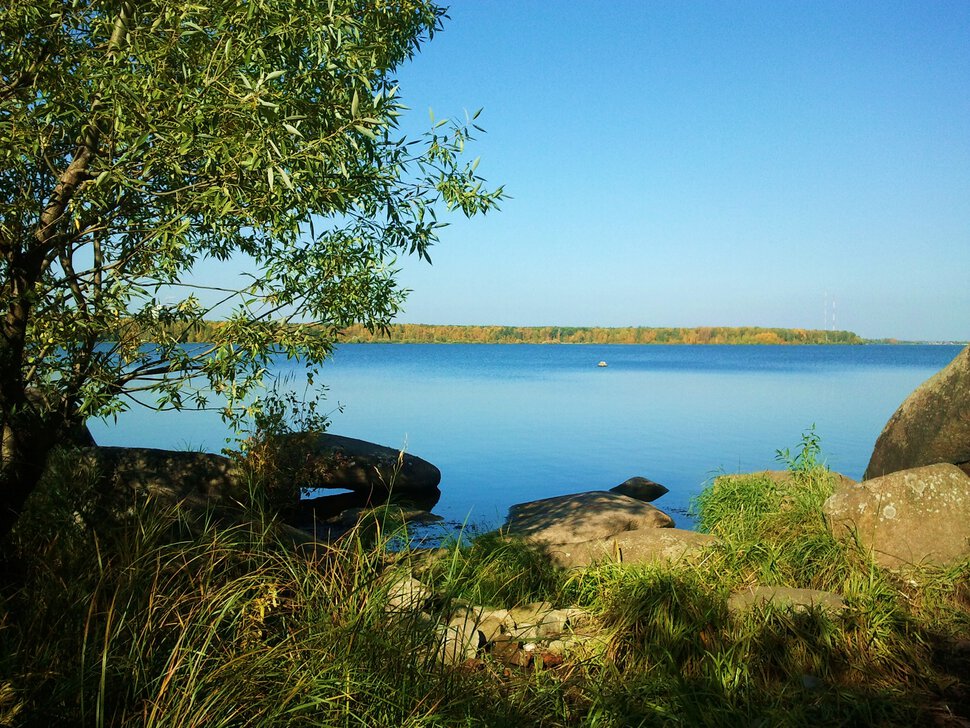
[0,437,968,726]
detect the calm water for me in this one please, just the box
[89,344,964,531]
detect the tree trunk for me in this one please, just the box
[0,417,56,542]
[0,281,40,541]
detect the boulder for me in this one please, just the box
[79,446,244,513]
[823,463,970,568]
[609,476,669,503]
[865,345,970,479]
[383,574,434,613]
[727,586,846,616]
[280,433,441,496]
[505,491,674,544]
[542,528,716,569]
[432,623,482,666]
[447,603,595,646]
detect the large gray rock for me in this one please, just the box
[505,491,674,544]
[542,528,716,569]
[80,446,244,513]
[865,345,970,479]
[280,433,441,495]
[823,463,970,568]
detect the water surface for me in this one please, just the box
[90,344,963,531]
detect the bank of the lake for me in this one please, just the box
[170,321,871,345]
[338,323,866,345]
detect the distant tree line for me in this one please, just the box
[107,320,870,346]
[338,324,865,345]
[122,321,865,346]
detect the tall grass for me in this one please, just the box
[415,530,565,608]
[0,451,588,727]
[1,438,968,726]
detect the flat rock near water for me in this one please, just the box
[72,434,443,527]
[504,491,674,544]
[283,433,442,495]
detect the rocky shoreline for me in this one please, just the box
[48,343,970,695]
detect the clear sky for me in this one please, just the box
[385,1,970,341]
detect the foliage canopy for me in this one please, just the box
[0,0,501,533]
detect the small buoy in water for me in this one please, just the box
[597,361,608,367]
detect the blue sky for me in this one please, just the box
[385,1,969,341]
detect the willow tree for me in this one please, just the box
[0,0,502,537]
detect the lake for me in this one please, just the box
[89,343,964,532]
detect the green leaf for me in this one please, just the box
[276,166,293,189]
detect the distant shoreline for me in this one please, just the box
[340,323,868,345]
[168,321,964,346]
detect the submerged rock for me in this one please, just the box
[294,487,441,530]
[609,476,669,503]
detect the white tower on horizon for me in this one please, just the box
[823,292,837,333]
